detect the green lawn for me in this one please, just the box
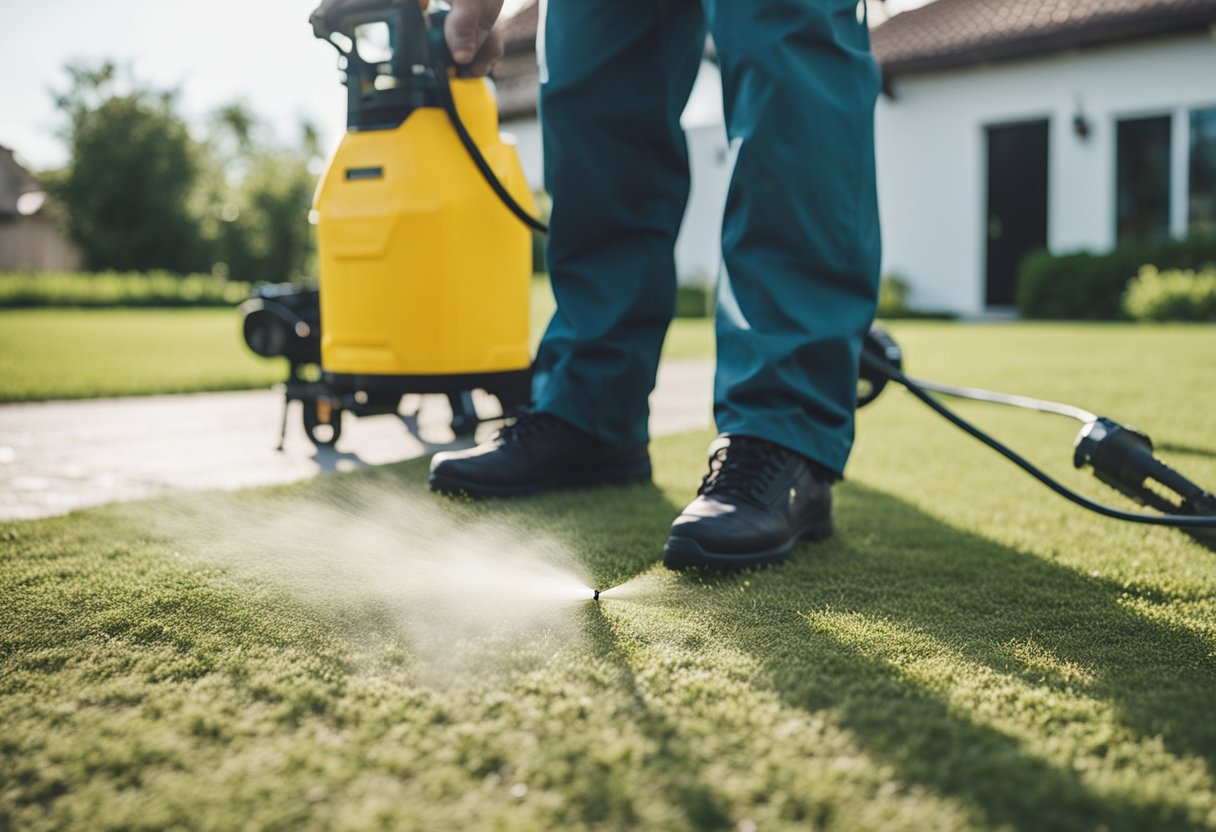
[0,309,286,403]
[3,324,1216,830]
[0,279,711,402]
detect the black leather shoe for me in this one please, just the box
[663,435,834,571]
[428,409,651,498]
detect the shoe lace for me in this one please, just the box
[698,437,794,502]
[497,408,560,445]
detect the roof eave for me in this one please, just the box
[500,103,538,122]
[502,38,536,56]
[880,10,1216,80]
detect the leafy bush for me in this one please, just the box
[1123,265,1216,322]
[1017,234,1216,319]
[878,274,910,317]
[875,274,954,320]
[530,192,552,275]
[0,271,252,309]
[675,285,712,318]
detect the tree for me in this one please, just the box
[213,148,319,283]
[51,62,209,273]
[204,109,321,283]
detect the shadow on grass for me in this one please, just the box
[677,483,1215,829]
[310,446,371,473]
[580,603,736,831]
[276,459,1215,827]
[1155,440,1216,462]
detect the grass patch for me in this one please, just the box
[0,279,710,403]
[0,309,284,402]
[2,324,1215,829]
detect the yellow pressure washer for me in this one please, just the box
[241,0,535,448]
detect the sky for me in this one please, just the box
[0,0,931,173]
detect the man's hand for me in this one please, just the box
[311,0,505,76]
[445,0,505,76]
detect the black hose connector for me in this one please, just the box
[858,327,902,408]
[1074,417,1216,540]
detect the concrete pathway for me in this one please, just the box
[0,359,714,521]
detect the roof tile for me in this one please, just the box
[873,0,1216,75]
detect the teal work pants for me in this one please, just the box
[531,0,882,475]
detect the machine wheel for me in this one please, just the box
[856,373,889,410]
[857,327,903,409]
[447,391,479,437]
[302,396,343,448]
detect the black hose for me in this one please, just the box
[860,352,1216,530]
[429,56,549,234]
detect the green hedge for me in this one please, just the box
[669,276,957,322]
[1016,234,1216,319]
[675,285,713,318]
[1124,265,1216,322]
[0,271,253,309]
[875,274,955,320]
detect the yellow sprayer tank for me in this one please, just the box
[311,0,535,407]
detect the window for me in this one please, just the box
[1116,116,1172,243]
[1190,107,1216,235]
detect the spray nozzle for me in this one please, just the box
[592,589,601,601]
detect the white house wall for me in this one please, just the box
[876,31,1216,315]
[674,123,732,287]
[499,60,733,286]
[501,118,545,191]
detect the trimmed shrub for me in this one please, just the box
[875,274,955,320]
[1124,265,1216,322]
[530,192,552,275]
[1016,234,1216,319]
[675,284,712,318]
[0,271,252,309]
[878,274,910,316]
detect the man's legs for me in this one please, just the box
[531,0,707,448]
[705,0,882,474]
[663,0,881,569]
[429,0,706,496]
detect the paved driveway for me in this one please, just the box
[0,359,714,521]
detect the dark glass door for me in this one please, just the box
[985,120,1050,307]
[1117,115,1173,243]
